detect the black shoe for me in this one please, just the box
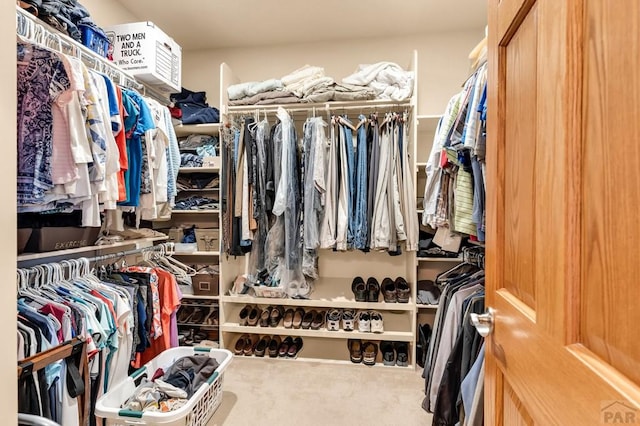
[381,341,395,366]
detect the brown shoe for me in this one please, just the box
[348,339,363,363]
[259,306,273,327]
[283,308,295,328]
[363,341,378,366]
[234,334,249,355]
[395,277,410,303]
[238,305,252,326]
[311,310,325,330]
[292,308,305,329]
[301,310,315,329]
[247,306,262,326]
[270,306,284,327]
[243,334,260,356]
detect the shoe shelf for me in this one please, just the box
[178,323,219,328]
[224,334,414,368]
[178,166,220,173]
[221,277,414,311]
[221,324,413,342]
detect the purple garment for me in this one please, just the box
[170,283,183,347]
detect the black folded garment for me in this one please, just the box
[171,88,220,124]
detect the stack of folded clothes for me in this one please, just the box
[173,196,218,211]
[417,232,460,258]
[227,65,378,106]
[176,174,219,191]
[170,88,220,125]
[343,61,415,101]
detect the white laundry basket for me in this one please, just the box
[95,347,232,426]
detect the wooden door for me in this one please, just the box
[485,0,640,424]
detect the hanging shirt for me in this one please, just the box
[17,43,71,204]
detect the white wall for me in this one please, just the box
[182,30,483,115]
[81,0,139,26]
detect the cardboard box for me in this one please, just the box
[25,227,101,253]
[105,21,181,94]
[202,156,221,169]
[192,271,219,296]
[196,228,219,252]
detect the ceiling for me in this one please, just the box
[116,0,487,51]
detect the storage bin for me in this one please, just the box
[17,228,32,254]
[24,226,101,253]
[105,21,182,94]
[174,243,197,254]
[192,268,219,297]
[195,228,219,252]
[96,347,232,426]
[79,24,110,57]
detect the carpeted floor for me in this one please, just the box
[207,357,431,425]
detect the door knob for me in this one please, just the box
[470,307,495,337]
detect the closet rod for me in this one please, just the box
[78,242,173,264]
[18,338,84,379]
[16,5,160,99]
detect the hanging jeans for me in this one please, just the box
[365,116,380,250]
[320,123,338,249]
[353,115,368,250]
[335,119,350,251]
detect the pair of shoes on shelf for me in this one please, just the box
[179,306,213,324]
[283,308,325,330]
[348,339,378,366]
[351,277,380,302]
[356,310,384,333]
[239,305,262,326]
[326,308,356,331]
[382,277,411,303]
[380,341,409,367]
[234,334,304,358]
[183,329,209,346]
[277,336,304,358]
[259,306,285,327]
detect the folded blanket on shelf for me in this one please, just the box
[343,62,414,101]
[303,82,377,103]
[227,79,284,101]
[228,90,300,106]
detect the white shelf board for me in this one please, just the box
[171,210,219,215]
[178,188,220,192]
[17,236,168,262]
[417,256,463,263]
[174,251,220,256]
[178,167,219,173]
[174,123,220,138]
[221,276,414,311]
[232,354,415,370]
[221,323,414,342]
[417,304,439,310]
[227,99,412,114]
[181,294,219,300]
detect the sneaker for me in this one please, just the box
[367,277,380,302]
[348,339,363,363]
[352,276,367,302]
[342,309,356,331]
[370,311,384,333]
[326,309,342,331]
[357,311,371,332]
[395,342,409,367]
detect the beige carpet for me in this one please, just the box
[207,357,432,425]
